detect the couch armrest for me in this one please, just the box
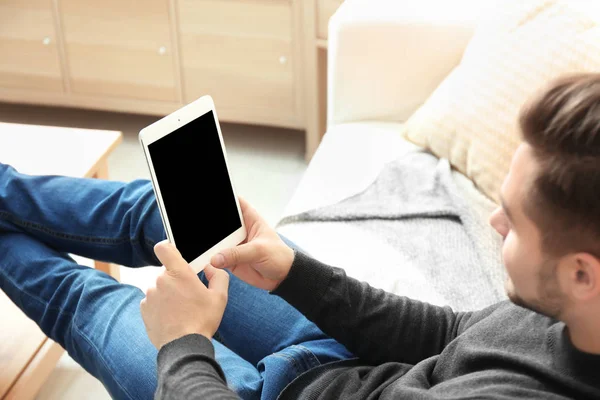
[327,0,481,129]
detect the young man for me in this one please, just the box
[1,73,599,399]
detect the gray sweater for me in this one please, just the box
[155,251,600,399]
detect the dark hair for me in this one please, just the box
[519,73,600,259]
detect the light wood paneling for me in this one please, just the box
[179,0,292,39]
[304,0,344,159]
[0,291,49,398]
[0,122,121,178]
[179,0,296,123]
[3,338,64,400]
[317,0,344,40]
[0,86,181,117]
[0,0,63,92]
[0,0,309,133]
[291,0,306,123]
[302,0,320,160]
[60,0,178,102]
[181,35,295,115]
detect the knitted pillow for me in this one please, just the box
[401,0,600,203]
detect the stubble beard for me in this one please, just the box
[505,259,565,320]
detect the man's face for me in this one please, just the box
[489,143,567,319]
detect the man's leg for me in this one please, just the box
[0,163,354,398]
[0,231,157,399]
[0,232,275,400]
[0,163,164,268]
[204,236,355,399]
[208,271,355,400]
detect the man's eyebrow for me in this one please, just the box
[500,194,514,222]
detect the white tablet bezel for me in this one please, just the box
[139,95,246,273]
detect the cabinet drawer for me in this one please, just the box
[0,0,63,92]
[61,0,177,102]
[179,0,292,39]
[317,0,344,40]
[179,0,295,117]
[181,35,294,115]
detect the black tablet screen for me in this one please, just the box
[148,110,241,263]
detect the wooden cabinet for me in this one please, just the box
[0,0,63,92]
[303,0,344,159]
[0,0,332,158]
[178,0,299,127]
[60,0,178,102]
[317,0,344,40]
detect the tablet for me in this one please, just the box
[139,95,246,273]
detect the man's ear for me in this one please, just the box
[567,253,600,301]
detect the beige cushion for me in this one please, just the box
[401,0,600,203]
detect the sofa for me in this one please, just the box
[276,0,502,310]
[276,0,600,310]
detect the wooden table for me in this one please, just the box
[0,122,122,400]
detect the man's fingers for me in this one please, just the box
[228,265,272,290]
[211,243,258,269]
[154,240,189,276]
[238,197,264,226]
[204,265,230,295]
[238,196,252,215]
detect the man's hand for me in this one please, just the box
[210,197,295,291]
[140,241,229,350]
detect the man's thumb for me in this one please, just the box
[211,243,258,269]
[154,240,188,276]
[204,265,230,294]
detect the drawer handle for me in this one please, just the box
[42,37,51,46]
[158,46,167,56]
[279,55,287,65]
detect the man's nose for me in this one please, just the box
[489,208,508,238]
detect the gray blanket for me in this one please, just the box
[277,150,507,311]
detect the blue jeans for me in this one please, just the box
[0,164,353,400]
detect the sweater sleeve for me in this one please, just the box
[272,251,495,366]
[155,334,239,400]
